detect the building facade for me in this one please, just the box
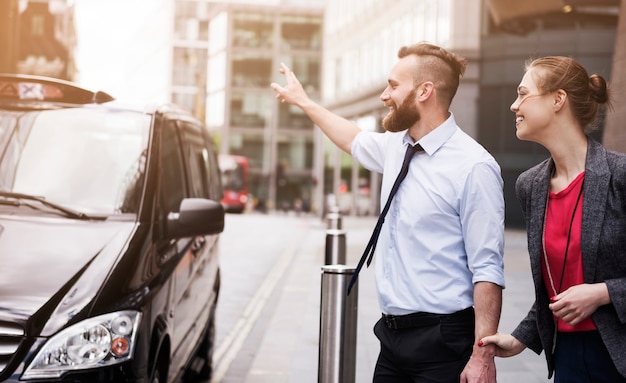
[172,1,212,122]
[0,0,76,80]
[200,2,324,212]
[172,1,324,212]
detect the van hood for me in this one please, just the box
[0,214,135,324]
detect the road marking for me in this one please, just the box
[210,226,306,382]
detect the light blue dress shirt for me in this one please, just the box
[351,113,505,315]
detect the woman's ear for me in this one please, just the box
[554,89,567,111]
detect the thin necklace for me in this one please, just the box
[543,180,584,297]
[543,178,584,353]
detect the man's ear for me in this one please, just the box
[417,81,435,101]
[554,89,567,111]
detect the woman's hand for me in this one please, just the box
[549,283,610,326]
[477,333,526,358]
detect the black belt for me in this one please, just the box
[381,307,474,330]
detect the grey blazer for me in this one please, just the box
[511,138,626,379]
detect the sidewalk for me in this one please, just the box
[230,215,549,383]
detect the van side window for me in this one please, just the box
[188,147,209,199]
[160,121,186,213]
[179,122,213,200]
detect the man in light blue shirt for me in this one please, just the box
[272,42,505,383]
[353,114,505,316]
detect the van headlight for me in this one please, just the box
[22,311,141,380]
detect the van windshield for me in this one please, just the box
[0,108,150,215]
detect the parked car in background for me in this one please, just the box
[0,74,224,382]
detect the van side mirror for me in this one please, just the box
[166,198,225,239]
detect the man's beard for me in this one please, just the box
[382,88,420,132]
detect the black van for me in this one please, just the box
[0,74,224,382]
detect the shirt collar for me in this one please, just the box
[402,112,457,155]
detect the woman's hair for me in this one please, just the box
[398,43,467,108]
[526,56,611,133]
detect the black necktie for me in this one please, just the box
[347,143,423,295]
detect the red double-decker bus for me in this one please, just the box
[218,154,249,213]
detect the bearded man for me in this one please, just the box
[271,42,505,383]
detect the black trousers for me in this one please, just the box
[554,331,626,383]
[373,307,475,383]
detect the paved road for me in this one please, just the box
[208,213,550,382]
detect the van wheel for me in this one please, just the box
[150,348,167,383]
[184,306,216,381]
[151,368,162,383]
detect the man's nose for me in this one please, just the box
[380,88,390,102]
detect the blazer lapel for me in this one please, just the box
[581,139,610,282]
[527,160,552,283]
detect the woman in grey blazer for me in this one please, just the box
[478,56,626,382]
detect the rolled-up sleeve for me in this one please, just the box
[461,160,506,288]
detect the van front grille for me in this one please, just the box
[0,322,25,375]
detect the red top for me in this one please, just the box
[542,172,596,332]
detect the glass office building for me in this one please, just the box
[172,1,323,212]
[172,1,211,121]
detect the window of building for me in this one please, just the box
[280,15,321,50]
[280,54,320,92]
[277,134,313,170]
[231,53,272,87]
[173,47,207,87]
[198,20,209,41]
[232,13,274,48]
[278,103,313,130]
[485,7,618,35]
[174,2,211,40]
[176,1,198,18]
[228,133,266,169]
[230,91,271,128]
[172,93,195,114]
[31,15,44,36]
